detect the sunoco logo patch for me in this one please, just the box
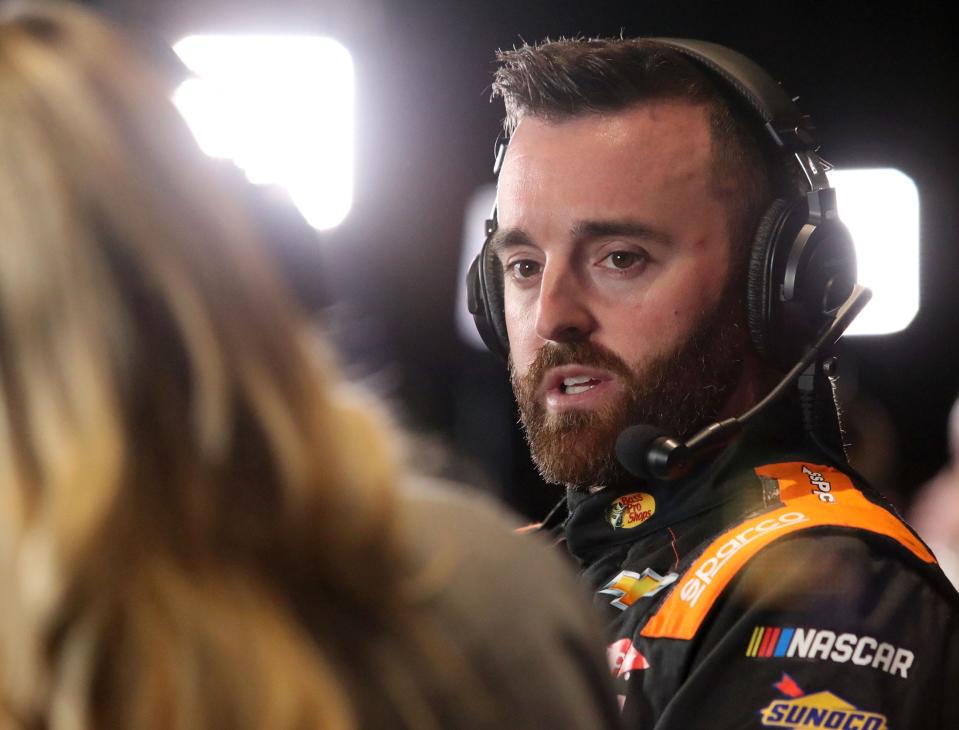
[760,673,887,729]
[607,492,655,529]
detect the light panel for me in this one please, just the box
[829,167,920,336]
[172,35,354,231]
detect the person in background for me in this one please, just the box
[0,2,621,728]
[910,397,959,588]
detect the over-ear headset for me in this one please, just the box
[466,38,859,370]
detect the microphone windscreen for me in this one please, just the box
[615,424,667,479]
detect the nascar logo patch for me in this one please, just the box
[746,626,914,679]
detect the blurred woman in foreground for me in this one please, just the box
[0,2,619,728]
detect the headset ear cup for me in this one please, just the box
[747,193,858,368]
[466,245,510,359]
[746,198,791,360]
[481,245,510,356]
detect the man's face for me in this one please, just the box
[494,101,751,488]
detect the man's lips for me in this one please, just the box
[537,365,621,410]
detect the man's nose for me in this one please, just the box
[534,263,596,343]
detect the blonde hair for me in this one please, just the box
[0,2,457,727]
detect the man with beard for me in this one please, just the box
[467,37,959,728]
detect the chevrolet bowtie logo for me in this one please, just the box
[599,568,679,611]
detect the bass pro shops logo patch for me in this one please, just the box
[606,492,656,529]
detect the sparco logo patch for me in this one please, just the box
[679,512,808,607]
[759,673,887,729]
[606,492,656,529]
[746,626,914,679]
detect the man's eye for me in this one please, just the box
[599,250,646,270]
[507,260,542,279]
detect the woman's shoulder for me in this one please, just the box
[399,477,571,595]
[396,477,622,730]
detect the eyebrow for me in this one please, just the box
[488,219,672,257]
[569,220,673,246]
[487,228,535,256]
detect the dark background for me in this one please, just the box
[91,0,959,520]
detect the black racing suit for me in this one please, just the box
[560,412,959,729]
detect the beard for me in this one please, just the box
[510,287,751,490]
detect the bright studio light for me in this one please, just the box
[456,168,920,348]
[172,35,354,231]
[829,167,920,336]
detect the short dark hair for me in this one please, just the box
[492,37,803,262]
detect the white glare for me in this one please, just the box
[830,168,920,335]
[172,35,353,231]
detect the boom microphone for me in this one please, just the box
[615,285,871,482]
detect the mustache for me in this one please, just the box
[515,340,635,394]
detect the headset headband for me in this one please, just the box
[651,38,831,192]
